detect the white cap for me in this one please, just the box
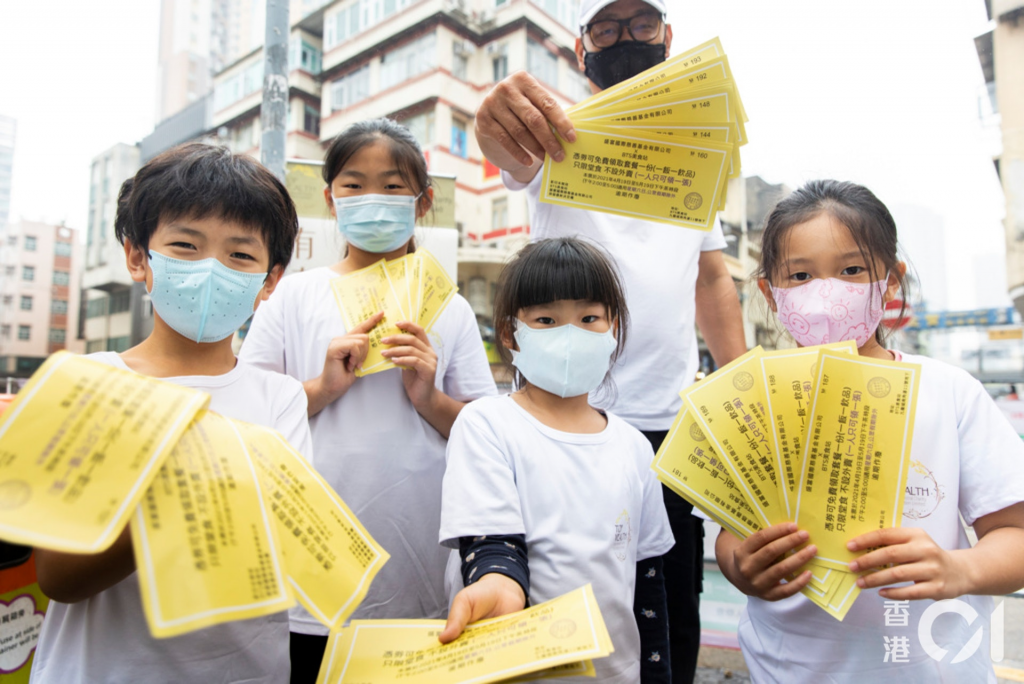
[578,0,669,28]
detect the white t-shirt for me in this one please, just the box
[739,353,1024,684]
[505,169,728,431]
[30,352,313,684]
[439,395,675,683]
[239,266,497,634]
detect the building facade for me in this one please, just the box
[0,221,84,377]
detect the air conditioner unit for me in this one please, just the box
[455,39,475,55]
[485,42,507,56]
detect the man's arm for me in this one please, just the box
[694,249,747,367]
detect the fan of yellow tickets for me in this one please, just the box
[331,249,457,376]
[652,344,922,620]
[539,37,748,231]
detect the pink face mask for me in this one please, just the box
[769,277,888,348]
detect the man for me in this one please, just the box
[474,1,748,682]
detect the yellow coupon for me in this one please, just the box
[416,249,457,332]
[0,351,209,553]
[316,584,613,684]
[578,81,740,124]
[623,122,741,178]
[652,408,761,539]
[794,352,921,571]
[132,412,293,638]
[759,342,858,517]
[330,260,406,376]
[503,660,597,681]
[385,257,411,321]
[801,570,861,622]
[540,126,732,230]
[239,423,390,631]
[683,348,785,526]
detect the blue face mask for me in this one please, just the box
[147,251,267,343]
[511,321,617,398]
[334,193,419,253]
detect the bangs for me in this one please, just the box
[505,239,620,311]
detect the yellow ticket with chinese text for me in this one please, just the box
[540,126,732,230]
[330,259,406,376]
[503,660,597,682]
[653,407,761,539]
[794,351,920,571]
[683,347,786,527]
[239,423,389,631]
[316,584,613,684]
[132,412,293,638]
[385,257,411,321]
[620,122,742,178]
[0,351,209,553]
[415,249,457,332]
[801,570,861,621]
[759,342,858,517]
[577,81,741,129]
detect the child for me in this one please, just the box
[437,237,675,683]
[719,179,1024,682]
[239,118,497,682]
[30,143,311,684]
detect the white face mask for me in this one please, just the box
[510,321,617,398]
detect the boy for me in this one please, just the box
[30,143,310,684]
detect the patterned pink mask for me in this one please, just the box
[770,277,887,347]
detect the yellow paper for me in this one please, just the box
[621,122,742,178]
[652,408,762,539]
[0,351,209,553]
[759,342,858,517]
[683,348,785,526]
[316,584,613,684]
[239,423,390,631]
[794,352,921,571]
[330,259,406,376]
[132,412,293,638]
[503,660,597,681]
[416,249,457,332]
[801,570,861,621]
[540,126,732,231]
[385,257,411,321]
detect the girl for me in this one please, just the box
[720,179,1024,682]
[239,118,497,683]
[437,237,675,683]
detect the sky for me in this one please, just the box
[0,0,1007,310]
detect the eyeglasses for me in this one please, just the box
[583,11,664,49]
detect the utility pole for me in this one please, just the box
[261,0,289,183]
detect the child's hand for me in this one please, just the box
[847,527,969,600]
[307,312,384,415]
[381,321,438,411]
[718,523,816,600]
[439,573,526,644]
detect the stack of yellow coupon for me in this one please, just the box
[652,344,921,620]
[331,249,456,376]
[315,584,612,684]
[540,37,747,231]
[0,351,389,638]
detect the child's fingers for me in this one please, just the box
[744,528,809,573]
[849,542,921,573]
[743,523,800,554]
[877,581,940,602]
[381,345,419,359]
[756,544,817,589]
[762,570,813,602]
[846,527,914,552]
[856,561,932,590]
[349,311,385,335]
[381,332,431,352]
[394,320,429,340]
[439,593,472,644]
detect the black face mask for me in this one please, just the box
[583,41,667,90]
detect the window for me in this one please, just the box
[17,325,29,341]
[380,32,437,90]
[450,119,468,158]
[324,0,416,50]
[330,65,371,111]
[303,105,321,136]
[23,235,36,251]
[55,242,72,257]
[0,324,9,339]
[51,299,68,314]
[86,297,109,318]
[110,290,130,314]
[86,339,106,353]
[22,266,34,281]
[529,0,576,31]
[53,270,70,286]
[48,328,66,343]
[527,39,558,88]
[19,295,31,311]
[566,68,591,103]
[289,37,322,74]
[491,198,508,230]
[213,61,263,111]
[107,336,131,353]
[452,42,469,80]
[492,55,508,82]
[401,111,435,149]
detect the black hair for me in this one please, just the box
[114,142,298,271]
[756,179,909,345]
[493,237,629,390]
[322,117,432,218]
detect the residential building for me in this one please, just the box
[0,115,13,231]
[976,0,1024,316]
[81,144,145,355]
[0,221,84,376]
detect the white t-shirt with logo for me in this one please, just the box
[504,170,728,431]
[739,353,1024,684]
[439,395,675,683]
[30,353,313,684]
[240,266,497,634]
